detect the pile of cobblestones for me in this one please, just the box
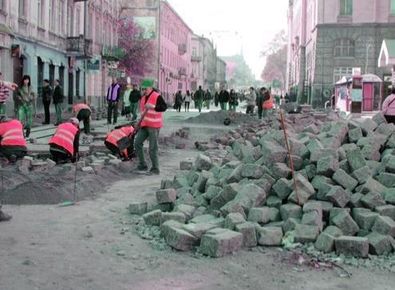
[131,110,395,259]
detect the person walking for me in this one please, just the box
[0,72,18,115]
[246,87,256,115]
[72,102,91,134]
[218,86,230,110]
[229,89,238,111]
[122,83,132,121]
[184,90,192,112]
[0,116,27,162]
[106,77,121,125]
[16,75,35,138]
[175,90,183,112]
[256,87,266,119]
[205,89,212,110]
[382,87,395,124]
[41,79,52,124]
[134,79,167,175]
[129,84,141,121]
[194,86,205,113]
[53,79,64,126]
[48,117,80,164]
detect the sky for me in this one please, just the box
[166,0,288,80]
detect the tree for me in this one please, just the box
[117,17,155,80]
[261,30,287,57]
[260,45,287,88]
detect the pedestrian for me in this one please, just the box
[194,86,205,113]
[175,90,183,112]
[205,89,212,110]
[41,79,52,124]
[214,91,219,107]
[218,86,230,110]
[105,124,135,160]
[16,75,35,138]
[53,79,64,126]
[246,87,256,115]
[229,89,238,111]
[184,90,192,112]
[129,84,141,121]
[0,115,27,162]
[382,87,395,124]
[106,77,121,125]
[72,102,91,134]
[134,79,167,175]
[0,72,18,115]
[256,87,266,119]
[48,117,80,164]
[262,90,274,117]
[122,83,132,121]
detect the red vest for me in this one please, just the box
[140,91,163,128]
[73,103,91,115]
[0,119,27,147]
[49,123,78,155]
[262,95,274,110]
[105,126,134,147]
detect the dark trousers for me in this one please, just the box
[385,115,395,124]
[43,101,51,124]
[0,146,27,161]
[104,140,134,159]
[77,109,91,134]
[246,105,254,115]
[107,101,118,124]
[50,145,72,164]
[258,107,263,119]
[184,102,190,112]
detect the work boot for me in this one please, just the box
[136,164,148,171]
[149,167,160,175]
[0,208,12,222]
[25,128,31,138]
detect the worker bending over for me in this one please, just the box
[0,115,27,162]
[105,124,135,160]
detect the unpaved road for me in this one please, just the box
[1,113,395,290]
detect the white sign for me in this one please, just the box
[352,67,361,76]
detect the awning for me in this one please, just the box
[378,39,395,67]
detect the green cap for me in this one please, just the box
[140,79,154,89]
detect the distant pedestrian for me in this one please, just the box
[16,75,35,138]
[106,77,121,125]
[41,79,52,124]
[194,86,205,112]
[175,90,183,112]
[0,71,18,115]
[129,84,141,121]
[229,89,238,111]
[256,87,266,119]
[245,87,256,115]
[218,87,230,110]
[53,79,64,126]
[382,87,395,124]
[184,90,192,112]
[73,102,91,134]
[122,83,132,120]
[214,91,219,107]
[205,89,212,110]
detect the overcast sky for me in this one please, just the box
[166,0,288,80]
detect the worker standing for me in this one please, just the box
[104,125,135,160]
[134,79,167,175]
[72,102,91,134]
[48,117,80,164]
[0,116,27,162]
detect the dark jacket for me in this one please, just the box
[194,89,204,101]
[42,85,53,103]
[53,85,64,104]
[219,90,230,103]
[129,89,141,103]
[229,92,238,105]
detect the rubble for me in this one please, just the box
[130,111,395,259]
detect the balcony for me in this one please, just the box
[191,55,202,62]
[178,67,187,76]
[178,43,187,55]
[66,35,92,58]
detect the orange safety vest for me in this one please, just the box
[105,126,134,147]
[49,122,78,155]
[262,95,274,110]
[0,119,27,147]
[73,103,91,115]
[139,91,163,128]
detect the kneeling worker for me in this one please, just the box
[0,115,27,162]
[104,124,135,160]
[48,118,80,163]
[72,102,91,134]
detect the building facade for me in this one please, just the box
[287,0,395,107]
[0,0,119,114]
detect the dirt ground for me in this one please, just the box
[1,114,395,290]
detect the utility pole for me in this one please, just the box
[83,0,87,104]
[157,0,161,89]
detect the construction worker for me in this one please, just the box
[0,116,27,162]
[104,124,135,160]
[48,117,80,164]
[0,71,18,114]
[135,79,167,174]
[72,102,91,134]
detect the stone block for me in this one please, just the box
[256,226,283,246]
[128,202,148,215]
[160,212,186,225]
[329,208,351,221]
[182,222,218,239]
[335,236,369,258]
[202,185,222,201]
[180,160,193,170]
[156,188,177,204]
[311,175,334,191]
[331,211,359,236]
[210,183,240,210]
[282,218,300,233]
[173,175,189,189]
[310,148,338,163]
[385,156,395,173]
[348,127,363,143]
[200,228,243,257]
[377,173,395,188]
[332,169,358,191]
[384,188,395,205]
[360,118,378,134]
[338,160,351,174]
[269,207,281,222]
[353,210,379,231]
[375,205,395,221]
[163,223,199,251]
[271,163,292,179]
[280,204,302,221]
[142,209,162,226]
[224,212,246,230]
[361,192,386,210]
[372,111,387,125]
[226,165,243,183]
[174,204,196,220]
[315,226,343,253]
[286,155,304,171]
[301,211,323,231]
[240,164,265,179]
[325,186,351,208]
[235,222,258,247]
[247,207,272,224]
[372,216,395,237]
[266,196,282,209]
[272,178,293,200]
[361,145,381,161]
[160,178,173,189]
[366,232,393,255]
[294,224,320,243]
[349,193,364,208]
[81,166,95,173]
[196,171,212,193]
[351,166,372,185]
[358,177,387,196]
[259,140,288,165]
[346,148,367,172]
[195,154,213,171]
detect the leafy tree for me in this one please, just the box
[260,45,287,88]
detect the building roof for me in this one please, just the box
[378,39,395,67]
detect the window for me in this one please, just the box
[333,67,353,83]
[37,0,45,27]
[49,0,55,31]
[340,0,352,16]
[67,5,73,35]
[0,0,4,11]
[334,39,355,57]
[19,0,25,17]
[58,0,65,34]
[391,0,395,15]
